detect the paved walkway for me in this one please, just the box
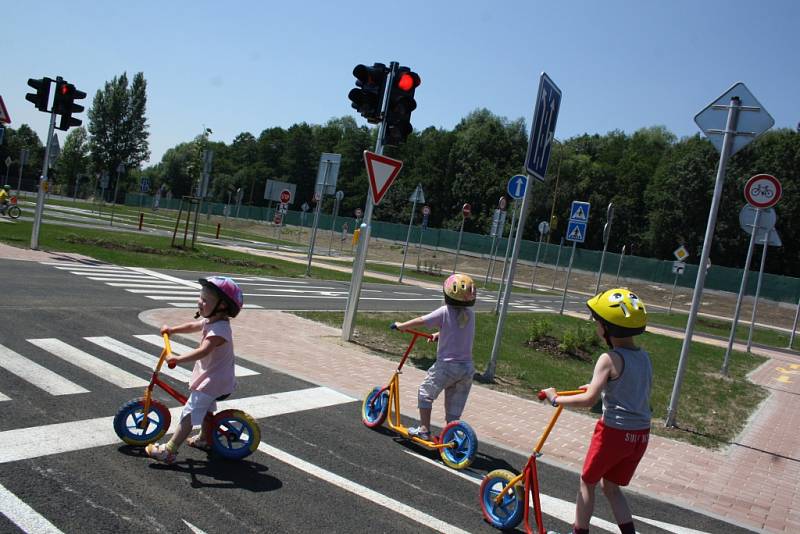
[137,307,800,534]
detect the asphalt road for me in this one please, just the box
[0,258,752,533]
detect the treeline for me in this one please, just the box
[2,107,797,275]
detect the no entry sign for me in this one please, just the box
[462,203,471,217]
[744,174,781,209]
[280,189,291,203]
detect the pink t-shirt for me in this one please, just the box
[189,319,236,398]
[421,305,475,363]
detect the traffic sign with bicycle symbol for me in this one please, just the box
[744,174,781,209]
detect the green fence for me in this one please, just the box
[126,193,800,304]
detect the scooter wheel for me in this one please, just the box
[439,420,478,470]
[7,205,21,219]
[479,469,524,530]
[210,409,261,460]
[113,397,171,446]
[361,387,389,428]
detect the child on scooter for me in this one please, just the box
[391,273,476,441]
[145,276,244,464]
[542,288,652,534]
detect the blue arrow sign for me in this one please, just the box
[566,220,587,243]
[507,174,528,200]
[569,201,590,222]
[525,73,562,182]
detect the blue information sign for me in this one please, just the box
[569,201,590,222]
[140,177,150,193]
[566,220,587,243]
[506,174,528,200]
[525,73,562,182]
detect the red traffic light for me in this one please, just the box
[396,72,420,92]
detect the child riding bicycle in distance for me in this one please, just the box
[0,185,10,214]
[542,288,652,534]
[145,276,244,464]
[391,273,476,441]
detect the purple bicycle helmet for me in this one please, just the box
[199,276,244,317]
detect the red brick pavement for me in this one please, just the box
[141,307,800,534]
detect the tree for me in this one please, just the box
[0,124,43,191]
[87,72,150,198]
[55,127,89,196]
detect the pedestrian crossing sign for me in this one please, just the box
[566,220,586,243]
[569,201,591,222]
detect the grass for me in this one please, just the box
[649,311,790,349]
[0,219,386,282]
[293,310,768,449]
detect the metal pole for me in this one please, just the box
[666,96,741,428]
[721,208,761,374]
[16,149,28,197]
[453,215,466,273]
[109,168,122,226]
[746,235,769,352]
[551,237,564,289]
[416,223,425,267]
[615,244,626,284]
[399,198,418,282]
[788,295,800,349]
[342,61,396,341]
[483,179,534,381]
[484,234,498,285]
[494,201,518,314]
[328,196,340,256]
[595,234,610,295]
[306,161,330,276]
[529,231,544,291]
[667,273,679,314]
[559,241,577,314]
[31,111,57,250]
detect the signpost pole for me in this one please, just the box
[529,230,544,291]
[615,245,626,284]
[31,111,57,250]
[453,212,466,273]
[306,161,330,276]
[328,191,343,256]
[493,201,518,314]
[667,272,679,314]
[789,295,800,350]
[551,237,564,289]
[594,203,614,295]
[745,234,769,352]
[721,208,761,374]
[399,197,418,282]
[16,149,29,197]
[559,242,577,314]
[666,96,741,428]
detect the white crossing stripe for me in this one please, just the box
[0,482,64,534]
[169,302,263,309]
[69,269,136,276]
[126,267,201,288]
[134,335,259,377]
[106,283,188,289]
[87,276,157,282]
[0,387,353,464]
[0,345,88,396]
[145,295,198,301]
[125,289,196,294]
[84,337,193,382]
[0,392,10,402]
[27,339,148,389]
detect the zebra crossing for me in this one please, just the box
[0,334,259,402]
[40,261,263,310]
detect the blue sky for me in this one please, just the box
[4,1,798,166]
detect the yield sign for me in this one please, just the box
[0,95,10,124]
[364,151,403,205]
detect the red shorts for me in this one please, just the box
[581,419,649,486]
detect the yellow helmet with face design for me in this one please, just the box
[586,288,646,337]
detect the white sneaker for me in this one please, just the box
[407,426,431,440]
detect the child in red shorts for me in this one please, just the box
[543,288,652,534]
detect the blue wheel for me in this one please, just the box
[361,387,389,428]
[439,420,478,470]
[113,398,171,447]
[210,409,261,460]
[479,469,524,530]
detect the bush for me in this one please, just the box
[558,324,599,354]
[528,318,552,342]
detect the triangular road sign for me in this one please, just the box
[568,225,583,241]
[0,95,11,124]
[364,151,403,205]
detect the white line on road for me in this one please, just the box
[0,482,64,534]
[0,344,88,396]
[134,335,259,377]
[0,387,353,464]
[27,339,148,389]
[181,519,208,534]
[106,283,189,289]
[84,336,193,382]
[0,392,9,402]
[258,442,470,534]
[126,267,201,289]
[125,289,197,295]
[87,276,160,282]
[145,295,198,301]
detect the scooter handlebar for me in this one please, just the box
[538,387,588,400]
[167,360,176,369]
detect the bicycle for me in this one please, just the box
[1,197,21,219]
[361,326,478,470]
[479,387,585,533]
[750,184,774,199]
[113,333,261,460]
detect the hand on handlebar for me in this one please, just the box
[390,322,398,330]
[167,357,178,369]
[428,332,439,343]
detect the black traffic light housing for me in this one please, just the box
[25,77,53,111]
[53,79,86,131]
[383,67,420,146]
[348,63,389,124]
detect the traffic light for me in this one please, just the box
[348,63,388,124]
[53,79,86,131]
[383,67,420,146]
[25,77,53,111]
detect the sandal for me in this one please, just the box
[187,435,211,452]
[145,443,177,464]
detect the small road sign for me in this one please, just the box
[673,245,689,261]
[694,82,774,156]
[744,174,781,209]
[278,202,288,214]
[273,212,282,225]
[409,184,425,204]
[672,261,686,275]
[280,189,291,203]
[0,95,11,124]
[462,203,472,217]
[538,221,550,235]
[498,196,507,210]
[335,190,344,202]
[422,205,430,216]
[507,174,528,200]
[140,177,150,193]
[569,201,590,222]
[364,151,403,205]
[313,191,321,203]
[301,202,309,212]
[739,205,776,238]
[525,72,562,182]
[316,153,341,196]
[355,207,363,218]
[566,221,586,243]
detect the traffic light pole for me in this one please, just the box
[342,62,398,341]
[31,111,57,250]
